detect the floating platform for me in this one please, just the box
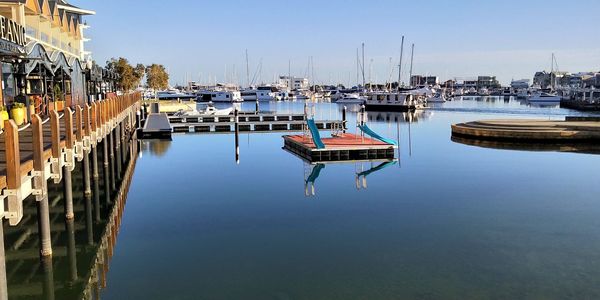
[141,113,172,139]
[169,113,344,134]
[365,103,420,112]
[451,118,600,142]
[283,133,396,162]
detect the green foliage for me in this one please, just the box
[53,84,63,101]
[146,64,169,90]
[106,57,145,92]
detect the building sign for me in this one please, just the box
[0,16,26,56]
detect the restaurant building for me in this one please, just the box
[0,0,112,123]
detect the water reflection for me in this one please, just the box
[451,135,600,155]
[1,136,138,300]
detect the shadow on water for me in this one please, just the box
[451,135,600,155]
[1,136,139,300]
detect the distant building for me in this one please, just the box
[410,75,439,86]
[477,76,500,89]
[278,76,309,90]
[533,71,567,88]
[510,79,530,89]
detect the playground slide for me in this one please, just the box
[306,164,325,184]
[357,161,397,178]
[358,124,397,145]
[307,119,326,149]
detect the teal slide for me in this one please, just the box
[306,164,325,185]
[358,124,397,145]
[307,119,325,149]
[357,161,397,177]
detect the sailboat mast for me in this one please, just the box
[361,42,366,88]
[398,36,405,91]
[245,49,250,88]
[409,43,414,87]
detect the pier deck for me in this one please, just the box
[140,112,346,136]
[142,113,172,139]
[452,118,600,141]
[283,133,396,162]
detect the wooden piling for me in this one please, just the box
[63,108,75,220]
[32,115,53,257]
[4,120,22,226]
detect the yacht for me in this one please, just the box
[197,90,243,102]
[173,102,233,116]
[335,93,366,104]
[364,91,425,111]
[157,90,196,100]
[426,93,447,103]
[241,86,277,101]
[528,92,561,103]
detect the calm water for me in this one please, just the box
[4,97,600,299]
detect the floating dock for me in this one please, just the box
[140,113,345,137]
[141,113,172,139]
[283,133,396,162]
[451,118,600,142]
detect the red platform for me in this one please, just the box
[284,133,389,150]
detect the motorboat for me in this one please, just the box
[197,90,243,102]
[241,86,277,101]
[173,102,233,116]
[335,93,366,104]
[426,93,447,103]
[528,92,561,103]
[157,90,196,100]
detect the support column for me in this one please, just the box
[109,128,116,192]
[41,256,55,300]
[66,219,78,283]
[63,108,75,220]
[32,115,52,257]
[0,222,8,300]
[115,123,122,180]
[103,138,111,205]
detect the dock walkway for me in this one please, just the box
[452,119,600,141]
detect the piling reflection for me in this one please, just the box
[451,135,600,155]
[0,135,138,300]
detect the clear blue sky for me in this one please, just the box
[76,0,600,86]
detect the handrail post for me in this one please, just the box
[4,120,23,226]
[64,107,75,220]
[32,115,52,256]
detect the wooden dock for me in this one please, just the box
[141,113,172,139]
[283,133,396,162]
[0,93,140,260]
[140,113,346,136]
[452,118,600,142]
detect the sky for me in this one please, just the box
[75,0,600,86]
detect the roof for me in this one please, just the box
[56,0,95,15]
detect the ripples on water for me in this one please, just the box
[4,97,600,299]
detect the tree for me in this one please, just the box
[146,64,169,91]
[106,57,145,91]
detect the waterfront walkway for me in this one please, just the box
[452,118,600,141]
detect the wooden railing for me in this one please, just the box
[0,93,141,226]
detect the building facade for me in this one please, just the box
[278,76,309,90]
[410,75,439,87]
[0,0,116,124]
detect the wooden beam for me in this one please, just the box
[50,111,60,158]
[84,104,91,136]
[31,115,45,172]
[4,120,20,190]
[65,107,74,149]
[75,106,83,142]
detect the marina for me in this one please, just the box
[1,0,600,299]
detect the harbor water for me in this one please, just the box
[5,97,600,299]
